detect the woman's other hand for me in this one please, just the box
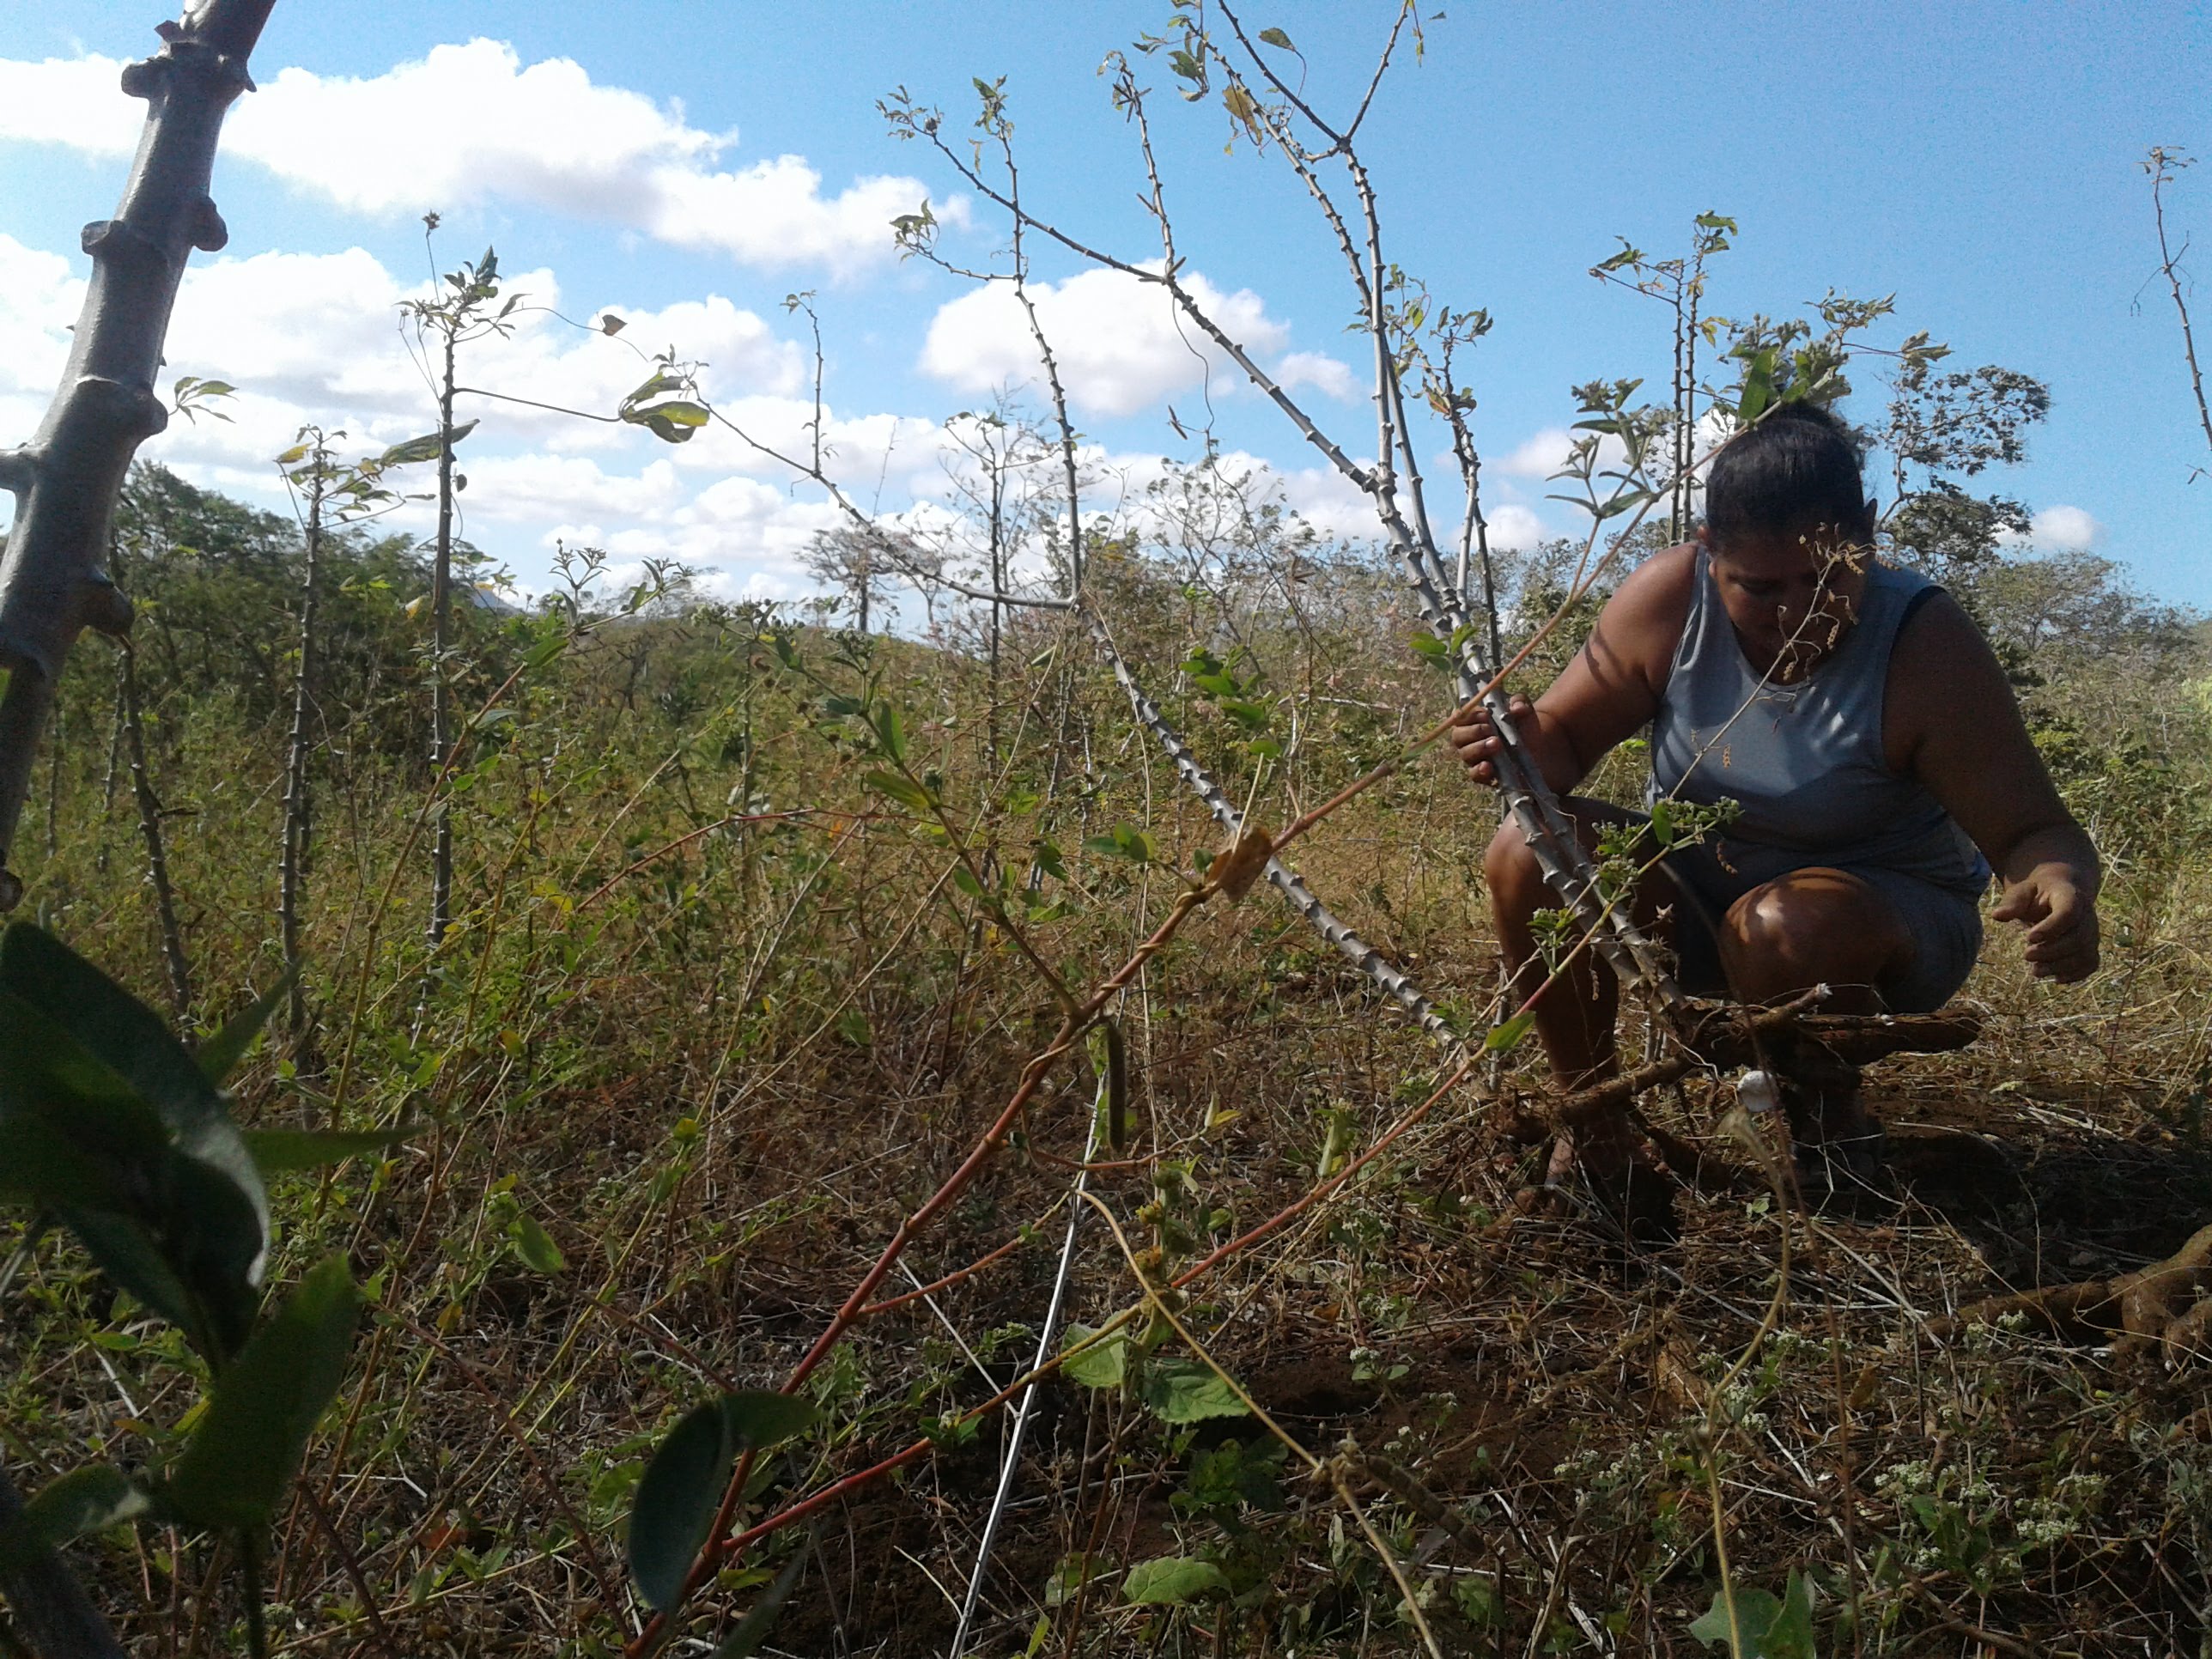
[1990,864,2101,983]
[1449,695,1535,788]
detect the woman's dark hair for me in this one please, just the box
[1702,402,1869,544]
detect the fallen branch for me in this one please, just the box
[1930,1221,2212,1365]
[1552,1002,1984,1132]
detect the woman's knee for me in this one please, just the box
[1483,818,1546,916]
[1722,872,1909,989]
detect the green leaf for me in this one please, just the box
[0,1115,131,1210]
[628,400,711,444]
[198,970,296,1085]
[1597,486,1657,522]
[378,420,477,468]
[1484,1012,1536,1054]
[710,1546,806,1657]
[1060,1323,1128,1389]
[863,770,932,812]
[723,1391,817,1452]
[0,928,224,1145]
[167,1257,361,1532]
[873,702,908,762]
[507,1212,566,1274]
[1084,826,1156,865]
[0,931,268,1355]
[0,1465,154,1571]
[1142,1361,1249,1425]
[625,370,685,404]
[629,1401,729,1611]
[521,633,569,673]
[1688,1573,1814,1656]
[1258,26,1296,49]
[1765,1571,1817,1659]
[629,1393,819,1611]
[240,1127,416,1175]
[55,1210,204,1340]
[1124,1554,1228,1606]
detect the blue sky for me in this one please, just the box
[1,1,2206,606]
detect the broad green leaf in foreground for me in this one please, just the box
[167,1257,362,1531]
[628,1392,820,1611]
[0,1465,154,1571]
[0,925,270,1355]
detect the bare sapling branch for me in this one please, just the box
[2144,146,2212,477]
[118,638,191,1024]
[274,426,416,1045]
[894,47,1691,1014]
[0,0,278,909]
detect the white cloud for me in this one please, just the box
[1497,427,1573,479]
[1483,503,1550,550]
[0,41,962,276]
[1277,351,1358,402]
[0,222,1514,605]
[0,55,139,157]
[920,264,1290,419]
[142,247,803,464]
[0,232,849,573]
[2027,504,2103,550]
[0,234,82,446]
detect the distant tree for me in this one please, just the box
[799,525,901,635]
[1879,359,2051,579]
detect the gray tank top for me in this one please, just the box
[1649,553,1990,896]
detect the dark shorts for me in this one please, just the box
[1656,838,1985,1013]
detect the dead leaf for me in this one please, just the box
[1212,826,1273,903]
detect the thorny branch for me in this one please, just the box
[0,0,278,907]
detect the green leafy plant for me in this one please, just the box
[0,923,388,1656]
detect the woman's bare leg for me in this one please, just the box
[1485,799,1683,1236]
[1484,799,1672,1090]
[1716,867,1914,1010]
[1719,868,1913,1176]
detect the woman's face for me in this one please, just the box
[1704,512,1875,679]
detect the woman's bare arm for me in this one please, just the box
[1888,592,2101,982]
[1449,544,1697,792]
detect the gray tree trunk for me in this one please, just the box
[0,0,277,911]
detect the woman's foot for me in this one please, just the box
[1778,1059,1887,1194]
[1547,1120,1680,1243]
